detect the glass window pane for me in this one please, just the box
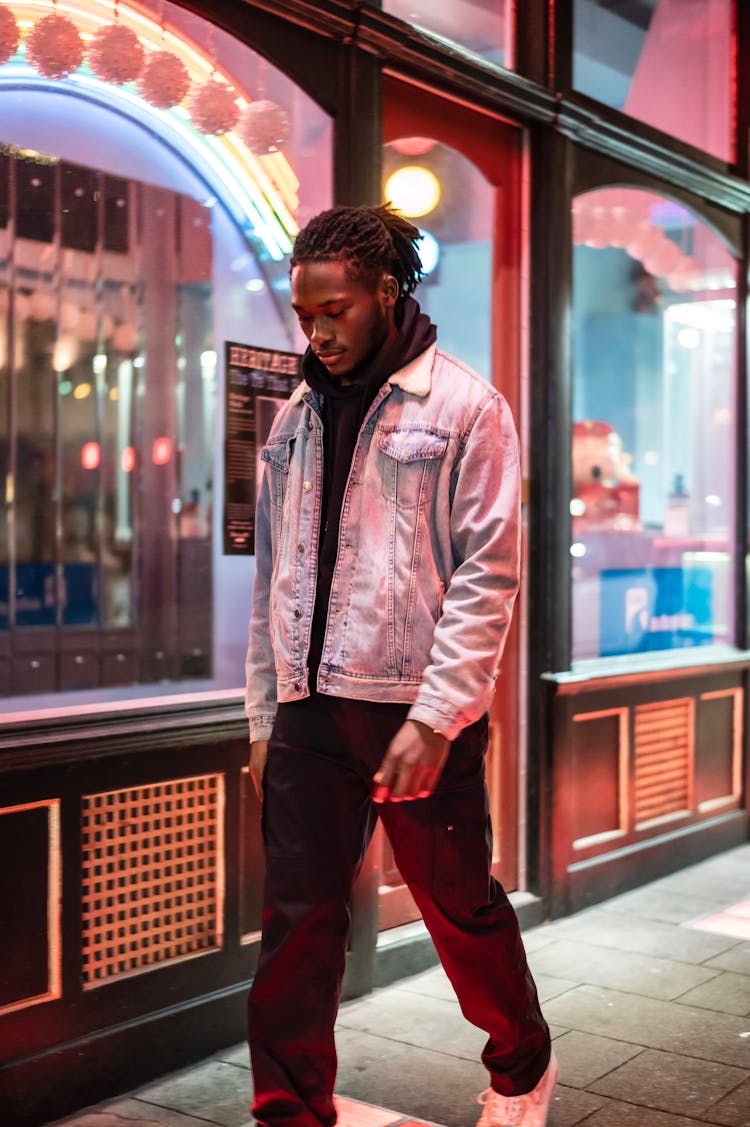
[571,187,736,661]
[0,1,332,710]
[573,0,733,161]
[0,154,8,662]
[383,139,493,377]
[382,0,512,69]
[15,271,57,631]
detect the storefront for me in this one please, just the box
[1,1,748,1122]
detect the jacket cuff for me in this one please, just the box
[248,713,276,743]
[407,698,465,743]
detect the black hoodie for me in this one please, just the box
[301,296,437,679]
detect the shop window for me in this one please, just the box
[573,0,733,161]
[571,187,737,662]
[0,0,332,709]
[381,0,512,69]
[383,138,493,377]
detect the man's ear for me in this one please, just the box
[382,275,399,305]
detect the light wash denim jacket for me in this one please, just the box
[245,343,520,744]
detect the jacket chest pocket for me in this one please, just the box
[260,436,294,530]
[377,428,449,511]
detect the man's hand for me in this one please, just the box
[249,739,268,803]
[373,720,449,803]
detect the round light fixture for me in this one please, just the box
[418,229,440,275]
[385,166,441,218]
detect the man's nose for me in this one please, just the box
[310,318,333,344]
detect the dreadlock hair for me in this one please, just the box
[290,203,424,300]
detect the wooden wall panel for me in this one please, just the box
[696,689,742,809]
[570,709,626,847]
[0,801,60,1015]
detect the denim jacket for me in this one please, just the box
[245,343,520,744]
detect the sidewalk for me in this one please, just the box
[54,844,750,1127]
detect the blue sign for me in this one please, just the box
[600,565,714,656]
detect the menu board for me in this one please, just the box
[223,341,302,554]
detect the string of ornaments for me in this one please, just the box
[0,1,289,151]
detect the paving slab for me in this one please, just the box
[132,1060,252,1127]
[550,908,739,964]
[53,1106,212,1127]
[215,1046,249,1070]
[519,927,561,954]
[645,873,750,906]
[676,971,750,1016]
[704,944,750,976]
[545,1085,609,1126]
[337,987,487,1063]
[332,1027,488,1127]
[527,937,719,1001]
[541,983,750,1068]
[396,963,577,1007]
[598,887,731,926]
[587,1047,748,1117]
[574,1101,720,1126]
[702,1075,750,1125]
[551,1030,643,1088]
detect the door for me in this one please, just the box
[377,75,525,926]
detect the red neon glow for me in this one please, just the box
[81,441,100,470]
[390,136,435,157]
[152,436,172,465]
[121,445,135,473]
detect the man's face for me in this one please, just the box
[291,259,398,382]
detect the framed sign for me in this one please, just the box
[223,341,302,554]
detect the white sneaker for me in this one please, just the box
[476,1053,558,1127]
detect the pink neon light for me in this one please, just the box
[152,436,172,465]
[81,441,100,470]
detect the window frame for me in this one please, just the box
[568,148,746,673]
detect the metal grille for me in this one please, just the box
[634,699,694,826]
[81,775,224,986]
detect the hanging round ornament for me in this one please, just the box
[138,50,190,109]
[239,99,289,154]
[0,5,19,65]
[188,77,240,135]
[26,12,85,80]
[88,23,145,85]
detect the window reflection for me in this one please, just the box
[0,1,333,706]
[382,0,511,68]
[571,187,736,661]
[0,157,8,662]
[573,0,732,161]
[0,150,214,692]
[383,138,493,378]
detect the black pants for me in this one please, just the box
[247,693,550,1127]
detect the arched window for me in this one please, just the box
[0,0,332,706]
[571,187,737,661]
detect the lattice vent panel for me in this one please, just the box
[634,699,693,825]
[81,775,224,986]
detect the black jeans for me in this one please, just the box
[247,693,550,1127]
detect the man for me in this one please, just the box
[245,204,556,1127]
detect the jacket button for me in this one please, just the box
[303,480,312,492]
[293,682,301,692]
[297,542,305,553]
[294,608,301,618]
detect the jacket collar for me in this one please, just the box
[290,343,436,407]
